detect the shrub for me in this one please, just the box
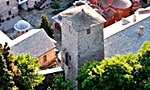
[50,1,60,9]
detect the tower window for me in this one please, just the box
[8,11,11,15]
[65,52,69,66]
[87,29,91,34]
[43,55,47,63]
[6,1,9,5]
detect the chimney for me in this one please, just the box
[137,25,144,36]
[133,14,136,22]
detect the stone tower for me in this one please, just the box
[61,2,105,88]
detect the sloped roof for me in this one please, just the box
[100,0,132,9]
[62,3,105,31]
[112,0,132,9]
[0,31,12,45]
[11,29,55,57]
[102,8,116,20]
[104,6,150,57]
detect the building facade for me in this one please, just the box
[61,3,105,88]
[0,0,18,22]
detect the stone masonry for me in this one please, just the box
[61,3,105,89]
[0,0,18,21]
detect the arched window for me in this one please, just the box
[6,1,9,5]
[43,55,47,63]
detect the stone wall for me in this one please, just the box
[61,17,104,89]
[0,0,18,21]
[78,23,104,68]
[61,18,78,88]
[27,0,41,8]
[104,16,150,57]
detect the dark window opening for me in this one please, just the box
[35,1,37,4]
[69,55,71,61]
[8,11,11,15]
[65,52,69,66]
[43,55,47,63]
[6,1,9,5]
[2,19,4,22]
[87,29,91,34]
[6,18,10,20]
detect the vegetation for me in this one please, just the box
[52,74,73,90]
[0,43,17,89]
[0,43,44,90]
[77,41,150,90]
[50,0,60,9]
[40,14,54,38]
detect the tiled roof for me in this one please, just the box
[112,0,131,9]
[102,8,116,20]
[100,0,132,9]
[62,3,105,31]
[11,29,55,57]
[104,7,150,57]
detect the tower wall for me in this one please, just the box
[78,23,104,68]
[61,18,78,87]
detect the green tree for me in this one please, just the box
[13,54,45,90]
[40,14,54,38]
[0,43,17,90]
[136,41,150,89]
[76,61,100,90]
[77,41,150,90]
[50,0,60,9]
[0,43,44,90]
[52,74,73,90]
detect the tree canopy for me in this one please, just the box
[0,43,44,90]
[40,14,54,38]
[77,41,150,90]
[52,74,73,90]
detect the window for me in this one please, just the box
[69,55,71,61]
[65,52,69,66]
[8,11,11,15]
[43,55,47,63]
[6,1,9,5]
[87,29,91,34]
[35,1,37,4]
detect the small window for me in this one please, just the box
[6,1,9,5]
[69,55,71,60]
[65,52,69,66]
[43,55,47,63]
[8,11,11,15]
[35,1,37,4]
[87,29,91,34]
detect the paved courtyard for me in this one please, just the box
[19,0,74,27]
